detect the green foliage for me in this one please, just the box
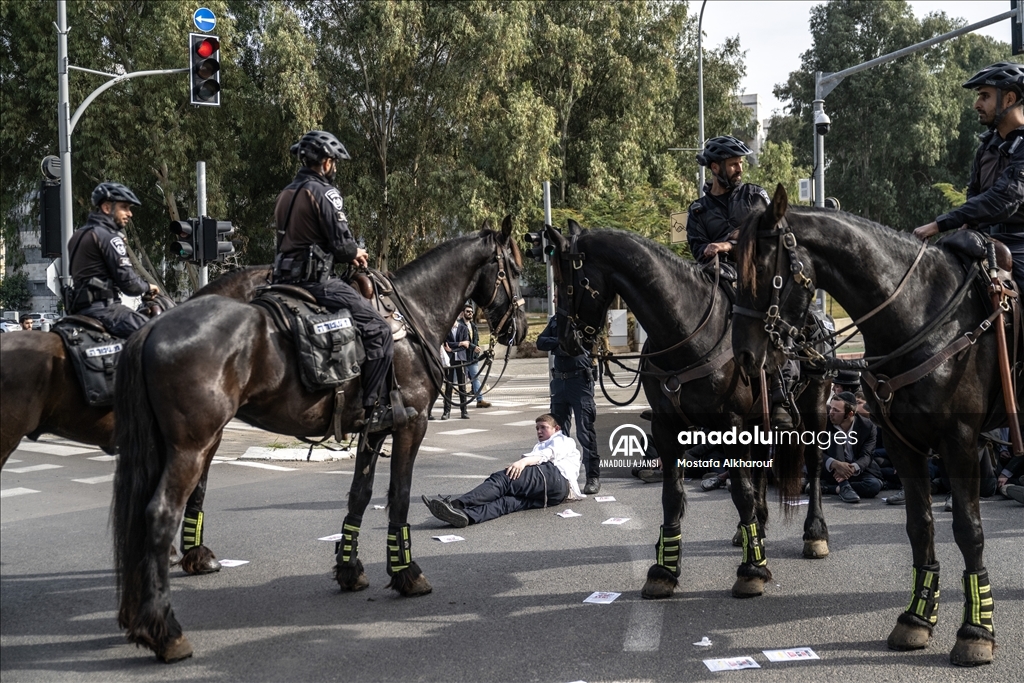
[766,0,1013,231]
[0,271,32,310]
[932,182,967,207]
[746,141,811,205]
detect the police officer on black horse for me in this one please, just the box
[66,182,158,338]
[274,130,416,434]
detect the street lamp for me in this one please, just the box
[697,0,708,197]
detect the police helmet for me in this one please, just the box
[290,130,352,166]
[696,135,753,167]
[963,62,1024,99]
[91,182,141,208]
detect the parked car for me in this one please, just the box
[0,320,21,333]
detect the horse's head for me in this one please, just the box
[543,220,612,356]
[468,216,529,347]
[733,184,818,376]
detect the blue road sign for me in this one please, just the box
[193,8,216,32]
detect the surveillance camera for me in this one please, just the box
[814,111,832,136]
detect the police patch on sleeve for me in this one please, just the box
[757,187,770,203]
[325,188,344,211]
[111,236,128,256]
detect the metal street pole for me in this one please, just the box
[196,161,209,288]
[697,0,708,197]
[542,181,555,372]
[812,7,1017,209]
[56,1,72,283]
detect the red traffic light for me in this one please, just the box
[195,37,219,59]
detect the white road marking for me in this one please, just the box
[435,428,488,436]
[0,488,40,498]
[503,420,538,427]
[73,474,115,484]
[226,461,296,472]
[451,452,498,461]
[6,464,63,474]
[88,455,117,462]
[417,446,446,452]
[476,410,521,416]
[6,459,22,464]
[15,442,98,457]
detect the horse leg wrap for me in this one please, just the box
[386,523,413,576]
[335,516,361,566]
[902,562,940,628]
[739,522,767,568]
[960,569,994,635]
[654,525,682,577]
[181,509,204,552]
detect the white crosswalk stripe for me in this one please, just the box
[73,474,114,485]
[6,464,63,474]
[0,487,40,498]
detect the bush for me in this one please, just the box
[0,271,32,311]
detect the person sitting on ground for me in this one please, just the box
[821,391,883,503]
[422,414,585,527]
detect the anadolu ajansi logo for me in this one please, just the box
[608,424,648,458]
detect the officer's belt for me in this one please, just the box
[551,369,590,380]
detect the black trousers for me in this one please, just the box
[443,365,469,415]
[303,279,393,407]
[550,374,599,479]
[77,301,148,339]
[455,461,568,524]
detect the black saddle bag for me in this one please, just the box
[294,308,365,391]
[52,321,122,406]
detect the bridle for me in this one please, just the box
[554,231,603,350]
[481,240,527,342]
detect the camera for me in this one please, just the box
[814,111,832,136]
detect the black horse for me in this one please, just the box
[543,221,831,602]
[733,186,1016,666]
[0,267,270,466]
[112,221,526,662]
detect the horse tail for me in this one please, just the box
[773,438,805,512]
[112,323,163,630]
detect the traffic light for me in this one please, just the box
[1015,1,1024,55]
[169,219,200,262]
[201,216,235,262]
[524,232,545,262]
[39,180,62,258]
[189,33,221,106]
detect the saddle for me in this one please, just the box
[938,230,1013,277]
[251,285,365,392]
[350,270,408,342]
[52,317,123,407]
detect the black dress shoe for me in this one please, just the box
[583,477,601,494]
[422,495,469,528]
[440,413,450,420]
[838,482,861,504]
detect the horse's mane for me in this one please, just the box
[582,227,704,283]
[192,265,272,298]
[390,229,520,286]
[735,206,921,294]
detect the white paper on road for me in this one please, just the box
[556,509,582,518]
[693,636,712,647]
[703,656,760,671]
[762,647,819,662]
[602,517,630,525]
[432,535,464,543]
[583,591,620,604]
[218,559,249,567]
[318,534,343,542]
[594,495,616,502]
[785,499,810,506]
[373,504,386,509]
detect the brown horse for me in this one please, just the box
[112,221,527,662]
[0,267,271,467]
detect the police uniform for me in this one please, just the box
[686,182,770,264]
[273,166,393,409]
[536,315,599,488]
[67,211,149,338]
[937,126,1024,292]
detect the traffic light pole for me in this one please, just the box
[542,181,555,373]
[55,0,187,284]
[196,161,209,288]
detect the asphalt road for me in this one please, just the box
[2,358,1022,682]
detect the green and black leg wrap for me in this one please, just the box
[654,524,682,577]
[739,522,767,568]
[335,515,361,566]
[960,568,994,636]
[386,523,413,576]
[181,508,204,553]
[900,562,940,630]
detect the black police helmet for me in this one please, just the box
[963,62,1024,100]
[91,182,141,208]
[696,135,753,167]
[290,130,352,165]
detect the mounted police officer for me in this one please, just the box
[687,135,770,273]
[914,62,1024,294]
[66,182,157,338]
[274,130,415,433]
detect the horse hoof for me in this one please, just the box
[181,546,221,575]
[731,576,765,598]
[887,621,931,650]
[802,539,829,559]
[641,578,676,600]
[731,529,743,547]
[158,635,194,663]
[950,637,994,667]
[338,572,370,592]
[402,573,433,597]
